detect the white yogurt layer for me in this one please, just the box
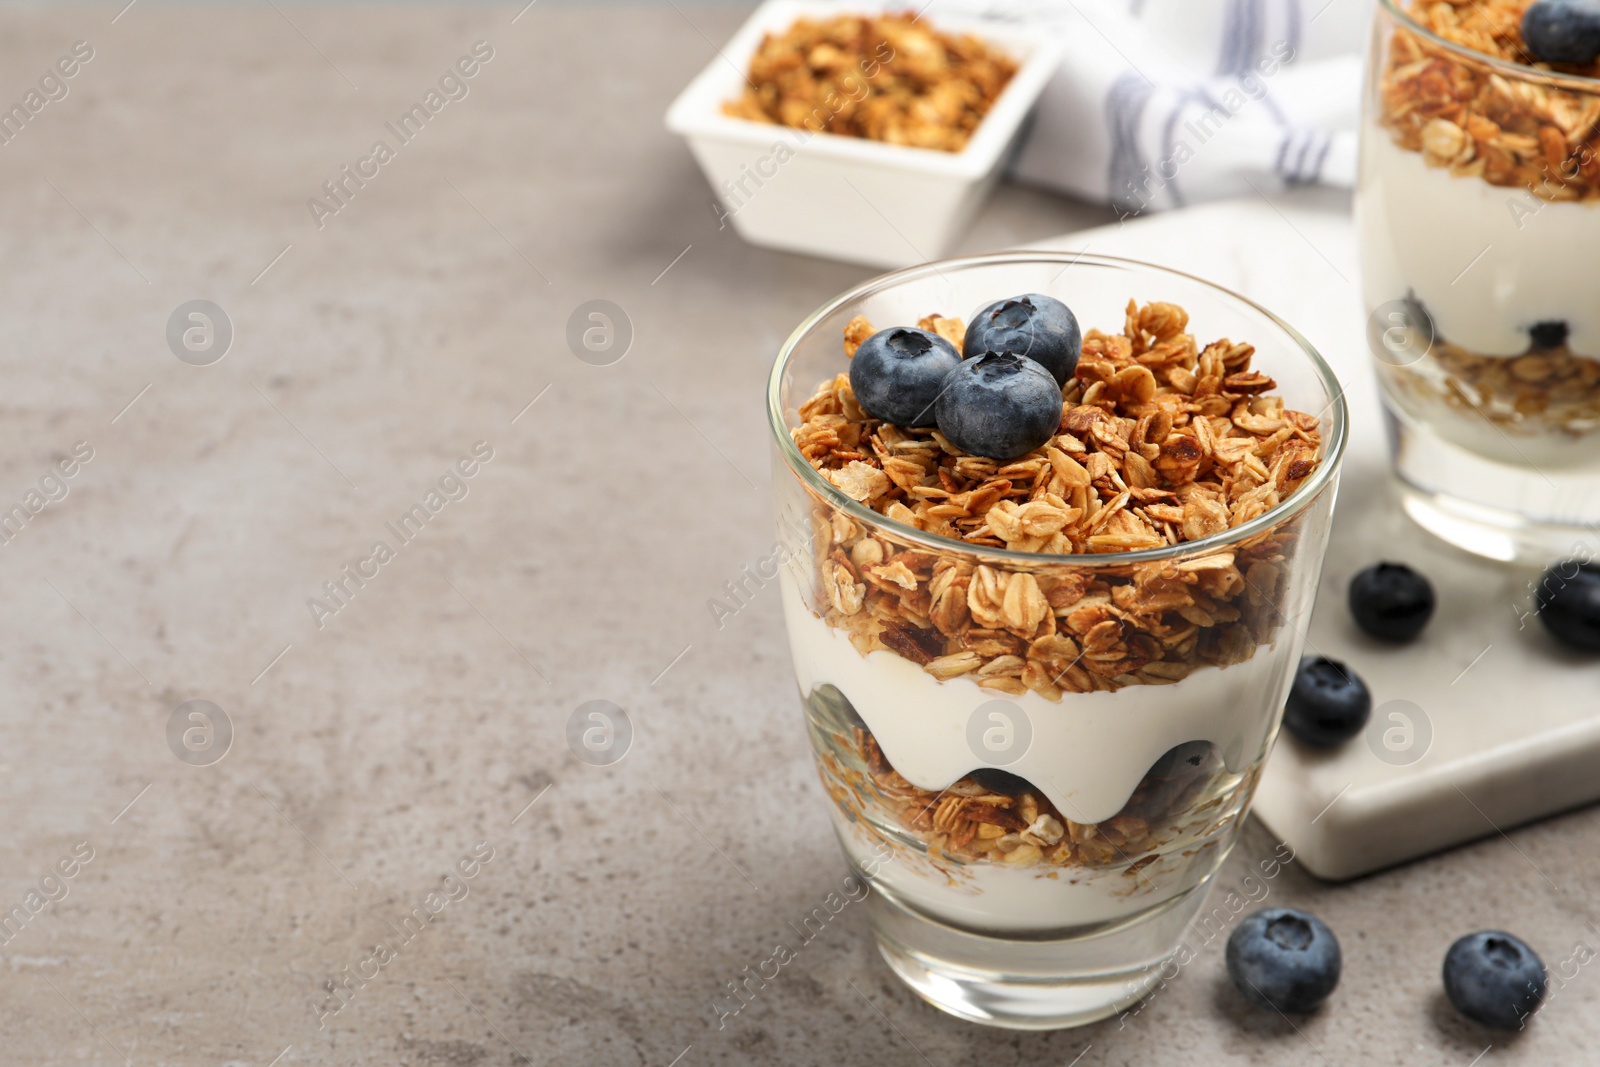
[781,570,1284,828]
[1358,130,1600,358]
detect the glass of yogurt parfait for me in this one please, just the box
[1358,0,1600,560]
[769,252,1347,1029]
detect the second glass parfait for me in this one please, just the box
[769,252,1346,1029]
[1357,0,1600,560]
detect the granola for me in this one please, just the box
[793,301,1323,701]
[1379,326,1600,441]
[722,13,1017,153]
[1380,0,1600,200]
[830,726,1244,871]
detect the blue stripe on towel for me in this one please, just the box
[1107,72,1156,212]
[1219,0,1265,75]
[1292,131,1315,182]
[1302,134,1333,185]
[1275,128,1331,185]
[1284,0,1303,57]
[1274,129,1294,180]
[1159,95,1194,209]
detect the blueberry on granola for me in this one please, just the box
[1349,562,1435,643]
[1444,931,1547,1030]
[935,352,1062,461]
[1534,560,1600,651]
[1522,0,1600,66]
[848,327,962,428]
[1227,908,1342,1014]
[1284,656,1371,747]
[962,294,1082,385]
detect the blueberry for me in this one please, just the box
[935,353,1062,461]
[1403,290,1435,337]
[1530,319,1570,350]
[969,767,1031,794]
[1523,0,1600,65]
[1534,560,1600,651]
[1444,931,1547,1030]
[962,294,1082,385]
[1283,656,1371,747]
[1226,908,1342,1014]
[1147,739,1217,776]
[847,327,961,428]
[1349,562,1435,643]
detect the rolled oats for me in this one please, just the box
[1377,332,1600,440]
[722,13,1018,153]
[1380,1,1600,199]
[816,728,1254,870]
[793,300,1322,691]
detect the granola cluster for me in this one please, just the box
[791,301,1324,702]
[723,13,1017,153]
[1381,0,1600,199]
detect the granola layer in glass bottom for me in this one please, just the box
[1376,326,1600,468]
[804,684,1265,926]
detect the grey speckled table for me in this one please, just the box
[3,5,1598,1066]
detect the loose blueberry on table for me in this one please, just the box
[1522,0,1600,66]
[961,293,1082,385]
[935,352,1063,462]
[1349,561,1436,643]
[1534,559,1600,652]
[1284,656,1371,747]
[848,326,962,428]
[1226,908,1342,1014]
[1443,931,1547,1030]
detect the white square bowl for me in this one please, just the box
[665,1,1063,268]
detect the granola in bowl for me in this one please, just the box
[722,12,1018,152]
[1361,0,1600,460]
[776,294,1330,934]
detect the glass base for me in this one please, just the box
[865,880,1207,1030]
[1385,400,1600,563]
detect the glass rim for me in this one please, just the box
[766,250,1348,568]
[1378,0,1600,92]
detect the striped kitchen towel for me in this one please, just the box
[931,0,1375,212]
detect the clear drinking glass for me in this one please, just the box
[1357,0,1600,561]
[768,252,1347,1029]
